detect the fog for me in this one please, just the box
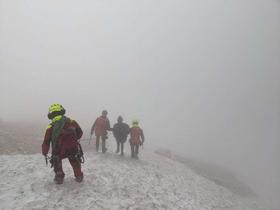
[1,0,280,209]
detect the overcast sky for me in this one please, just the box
[1,0,280,209]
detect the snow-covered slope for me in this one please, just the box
[0,151,268,210]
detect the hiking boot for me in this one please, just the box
[75,176,83,183]
[54,176,64,184]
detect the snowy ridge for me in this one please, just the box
[0,151,268,210]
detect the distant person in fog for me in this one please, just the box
[113,116,130,156]
[90,110,112,153]
[129,120,145,159]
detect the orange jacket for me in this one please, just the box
[42,117,83,158]
[130,127,144,145]
[91,116,111,136]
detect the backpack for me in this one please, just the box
[114,123,129,139]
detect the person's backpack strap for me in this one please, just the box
[50,116,67,149]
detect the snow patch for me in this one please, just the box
[0,152,269,210]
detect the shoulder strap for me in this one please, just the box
[50,116,67,149]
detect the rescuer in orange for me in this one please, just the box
[129,120,145,159]
[42,103,84,184]
[90,110,112,153]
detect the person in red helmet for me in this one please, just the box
[129,120,145,159]
[42,103,84,184]
[90,110,112,153]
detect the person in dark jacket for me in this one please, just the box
[42,103,84,184]
[113,116,130,156]
[90,110,112,153]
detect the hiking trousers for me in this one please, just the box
[54,156,83,179]
[96,135,107,153]
[130,142,139,158]
[116,138,126,154]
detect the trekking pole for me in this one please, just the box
[45,155,48,166]
[88,135,92,145]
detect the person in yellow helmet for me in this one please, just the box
[42,104,84,184]
[129,120,145,159]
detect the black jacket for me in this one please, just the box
[113,122,130,141]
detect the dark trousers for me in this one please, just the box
[54,156,83,178]
[96,135,107,153]
[130,142,139,158]
[116,138,126,154]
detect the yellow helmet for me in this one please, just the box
[48,103,65,119]
[132,120,139,126]
[48,103,64,113]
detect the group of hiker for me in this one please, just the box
[90,110,144,157]
[42,103,145,184]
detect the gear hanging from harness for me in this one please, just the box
[75,143,84,164]
[46,116,85,167]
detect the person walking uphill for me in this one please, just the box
[129,120,145,159]
[90,110,112,153]
[42,104,84,184]
[113,116,130,156]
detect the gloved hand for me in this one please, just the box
[42,144,49,156]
